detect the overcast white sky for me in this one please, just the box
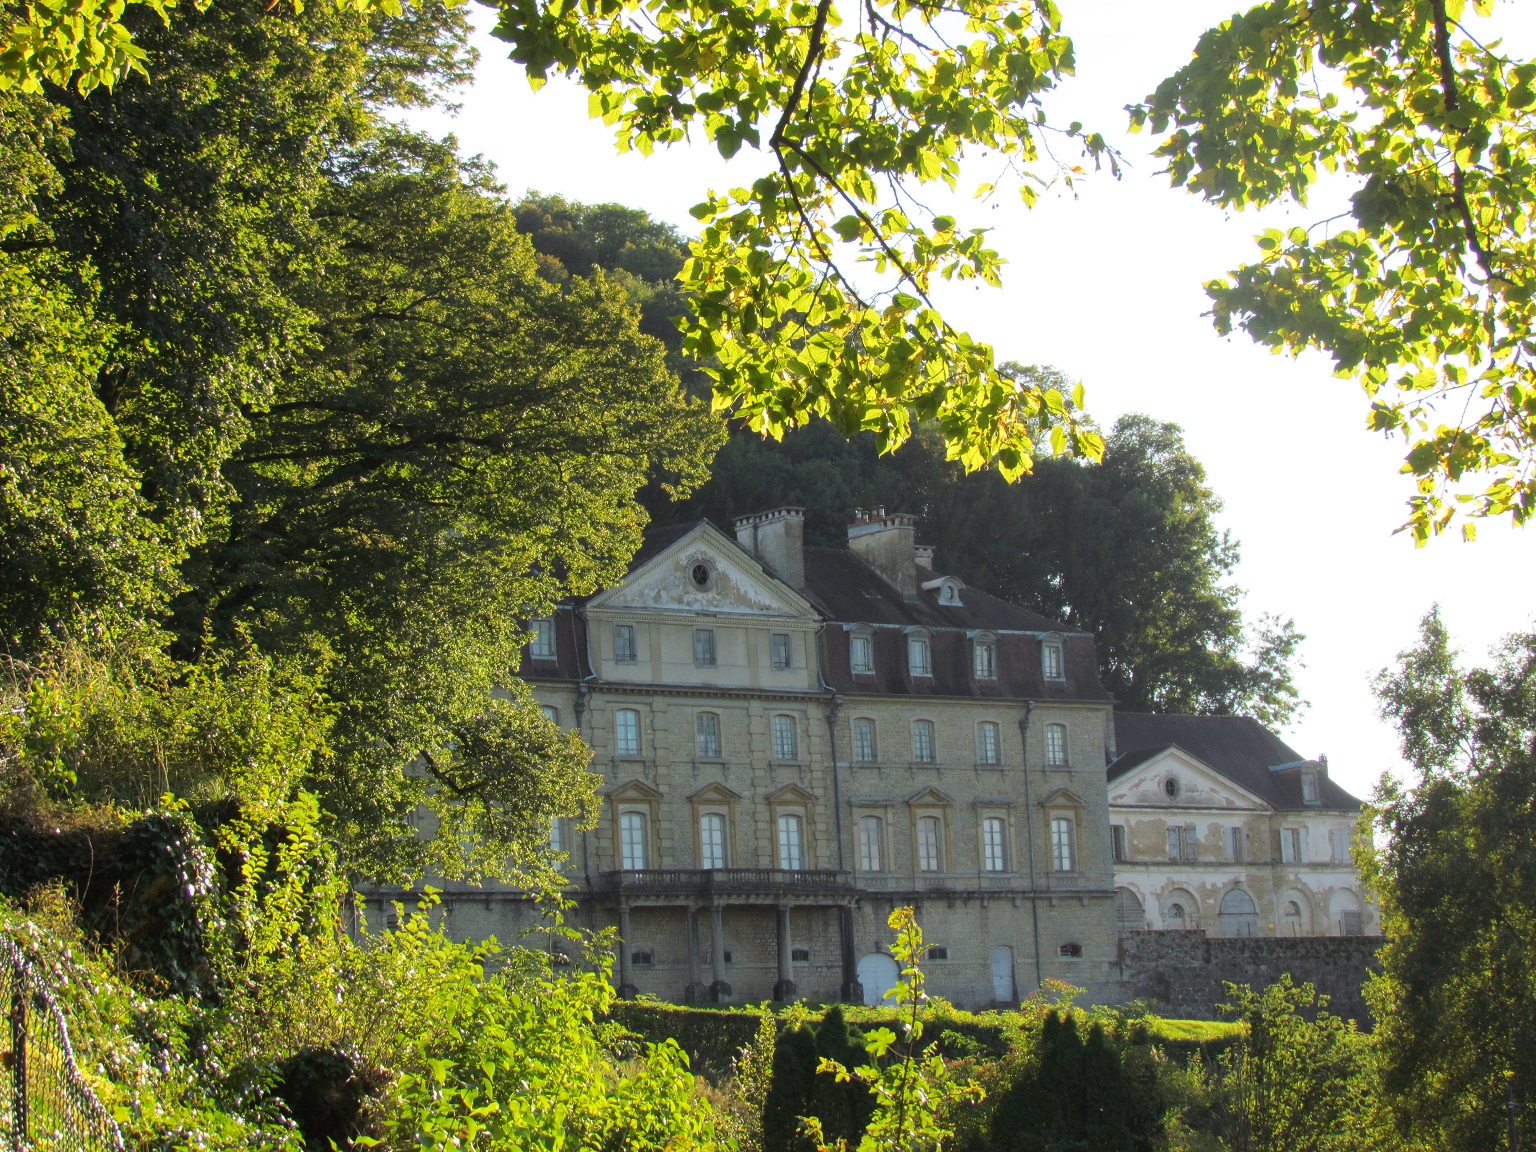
[407,0,1536,802]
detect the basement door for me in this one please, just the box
[990,946,1016,1004]
[857,953,900,1007]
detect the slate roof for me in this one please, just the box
[1109,712,1362,811]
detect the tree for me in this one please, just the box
[12,1,1536,535]
[649,404,1304,724]
[1366,608,1536,1148]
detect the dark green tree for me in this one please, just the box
[1367,608,1536,1149]
[649,405,1302,724]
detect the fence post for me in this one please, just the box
[9,973,25,1149]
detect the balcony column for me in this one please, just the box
[839,905,863,1004]
[685,906,708,1003]
[709,903,731,1002]
[617,903,637,999]
[774,905,797,1001]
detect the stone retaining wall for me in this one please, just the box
[1118,930,1383,1025]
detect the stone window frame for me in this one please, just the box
[1040,633,1066,682]
[767,784,817,871]
[910,717,937,765]
[693,626,718,668]
[1162,885,1201,931]
[905,627,934,678]
[612,622,638,664]
[770,631,793,671]
[979,814,1009,873]
[614,707,644,759]
[610,779,662,872]
[906,787,953,876]
[1040,787,1084,875]
[970,631,998,680]
[976,719,1002,766]
[770,712,802,762]
[855,809,888,873]
[690,783,741,870]
[1043,721,1069,768]
[695,710,723,760]
[851,716,879,764]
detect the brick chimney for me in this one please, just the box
[848,507,918,596]
[914,544,936,572]
[733,507,806,589]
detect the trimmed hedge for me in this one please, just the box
[605,1002,769,1079]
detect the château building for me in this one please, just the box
[367,504,1374,1010]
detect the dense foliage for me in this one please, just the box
[1366,609,1536,1148]
[649,408,1302,722]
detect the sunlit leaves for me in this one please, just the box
[1135,0,1536,541]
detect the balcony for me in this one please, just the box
[596,867,857,903]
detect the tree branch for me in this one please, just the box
[1428,0,1495,281]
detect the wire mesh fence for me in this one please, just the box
[0,936,126,1152]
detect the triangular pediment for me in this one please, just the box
[587,522,817,619]
[767,782,816,804]
[905,786,954,807]
[1108,745,1271,811]
[688,782,743,804]
[609,778,663,802]
[1040,787,1086,808]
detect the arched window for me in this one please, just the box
[917,815,943,872]
[911,719,936,764]
[907,631,932,677]
[853,717,878,763]
[776,813,805,870]
[1283,900,1304,936]
[1115,888,1145,934]
[1044,723,1068,766]
[771,714,799,760]
[1165,901,1186,929]
[619,811,648,871]
[699,812,727,870]
[981,817,1007,872]
[977,721,1000,765]
[858,815,884,872]
[696,711,721,758]
[1219,888,1260,937]
[615,709,642,757]
[1050,816,1075,872]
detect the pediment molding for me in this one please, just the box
[688,782,743,804]
[1039,787,1086,808]
[766,782,816,804]
[608,778,663,802]
[1110,745,1272,811]
[905,786,954,807]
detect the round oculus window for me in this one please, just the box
[690,562,712,589]
[1163,777,1180,800]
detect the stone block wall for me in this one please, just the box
[1118,929,1383,1024]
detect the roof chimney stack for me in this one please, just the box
[847,508,918,596]
[733,507,806,589]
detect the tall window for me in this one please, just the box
[696,711,721,758]
[771,632,792,670]
[699,813,726,869]
[907,634,932,676]
[1111,824,1127,863]
[977,721,1000,765]
[540,705,559,724]
[982,817,1007,872]
[973,639,996,679]
[917,815,943,872]
[858,815,884,872]
[619,811,648,871]
[1050,816,1075,872]
[1301,770,1319,803]
[771,715,799,760]
[1230,827,1245,863]
[1041,639,1064,680]
[1280,827,1303,863]
[776,813,805,870]
[549,817,565,854]
[1044,723,1068,766]
[911,719,936,764]
[852,717,878,763]
[694,628,717,667]
[1167,825,1197,862]
[530,617,556,658]
[613,623,637,663]
[615,709,641,757]
[850,633,874,674]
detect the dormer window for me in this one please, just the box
[973,637,997,679]
[530,617,556,659]
[1301,769,1320,804]
[907,631,932,677]
[1041,637,1065,681]
[850,631,875,675]
[940,583,961,605]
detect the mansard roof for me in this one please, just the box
[1109,712,1362,811]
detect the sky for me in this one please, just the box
[406,0,1536,803]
